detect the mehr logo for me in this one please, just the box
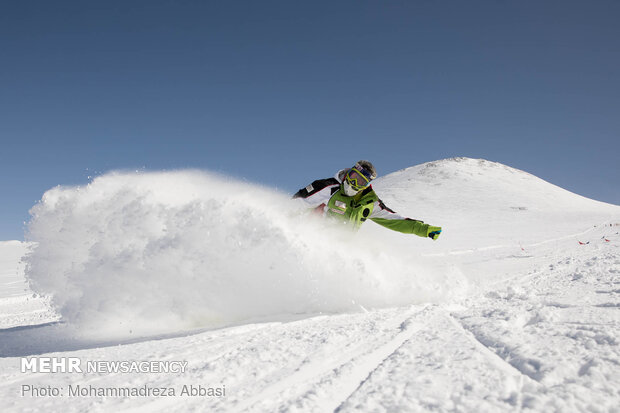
[21,357,82,373]
[21,357,189,374]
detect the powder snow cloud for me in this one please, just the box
[24,170,456,338]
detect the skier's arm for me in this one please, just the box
[369,199,442,239]
[292,178,339,210]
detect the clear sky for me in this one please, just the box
[1,0,619,240]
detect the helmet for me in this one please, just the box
[342,160,377,196]
[355,160,377,180]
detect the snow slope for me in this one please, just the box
[0,157,618,412]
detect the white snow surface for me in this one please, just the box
[1,157,619,412]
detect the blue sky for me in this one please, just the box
[1,0,619,240]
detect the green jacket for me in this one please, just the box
[293,175,433,238]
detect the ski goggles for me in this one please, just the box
[345,167,372,190]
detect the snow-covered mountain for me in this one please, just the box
[372,157,617,247]
[1,158,618,412]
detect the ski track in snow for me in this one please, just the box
[1,159,619,412]
[235,306,430,413]
[421,222,607,257]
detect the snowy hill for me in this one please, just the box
[371,157,617,248]
[0,158,619,412]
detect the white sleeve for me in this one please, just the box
[369,200,408,221]
[294,185,336,209]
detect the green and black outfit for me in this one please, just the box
[293,169,441,239]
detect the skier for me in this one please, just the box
[293,160,442,240]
